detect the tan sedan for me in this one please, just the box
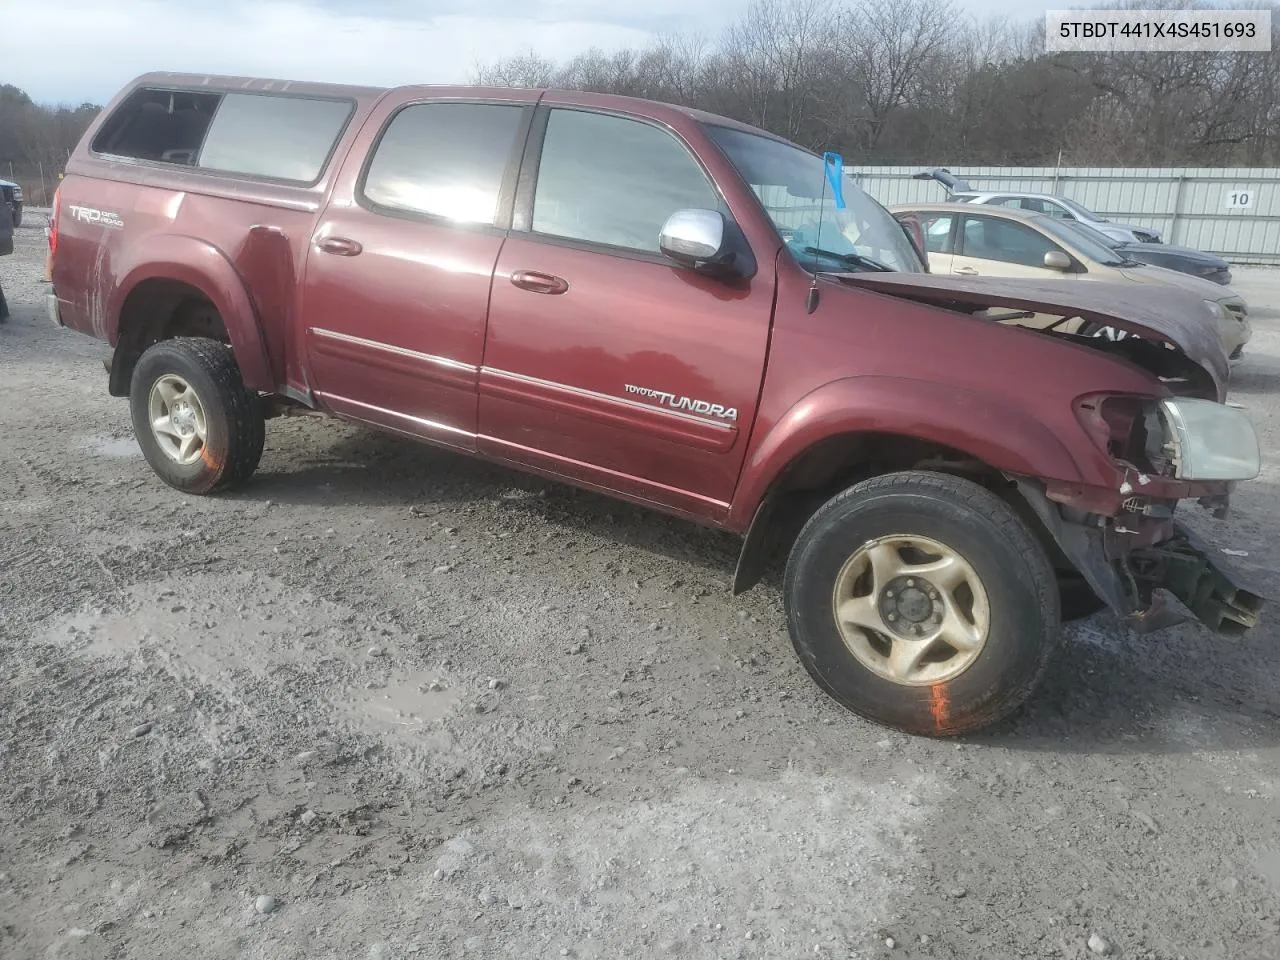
[890,202,1252,361]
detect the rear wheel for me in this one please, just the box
[783,471,1061,736]
[129,337,265,494]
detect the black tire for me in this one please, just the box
[129,337,265,494]
[11,210,21,228]
[783,470,1060,736]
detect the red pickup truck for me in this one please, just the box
[47,73,1264,735]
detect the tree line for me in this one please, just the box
[475,0,1280,167]
[0,84,99,205]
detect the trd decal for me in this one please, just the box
[68,205,124,228]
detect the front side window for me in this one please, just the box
[960,215,1063,267]
[707,124,923,273]
[531,109,720,252]
[362,102,526,225]
[198,94,352,183]
[1057,197,1102,222]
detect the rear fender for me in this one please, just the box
[108,234,273,392]
[728,376,1084,533]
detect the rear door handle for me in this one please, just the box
[510,270,569,295]
[953,266,978,276]
[316,236,363,257]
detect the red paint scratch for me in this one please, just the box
[929,684,950,730]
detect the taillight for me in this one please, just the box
[49,186,61,256]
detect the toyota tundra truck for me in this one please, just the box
[45,73,1266,736]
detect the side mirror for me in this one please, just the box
[660,209,756,279]
[1043,250,1072,271]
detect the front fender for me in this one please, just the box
[108,234,274,391]
[728,375,1085,530]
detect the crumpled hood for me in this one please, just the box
[837,272,1229,396]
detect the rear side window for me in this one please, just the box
[198,94,352,183]
[922,214,954,253]
[91,87,352,183]
[531,109,719,253]
[92,89,221,165]
[361,103,526,226]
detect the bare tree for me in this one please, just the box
[835,0,956,153]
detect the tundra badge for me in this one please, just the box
[624,384,738,421]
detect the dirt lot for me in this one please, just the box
[2,212,1279,960]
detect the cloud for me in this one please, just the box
[3,0,704,105]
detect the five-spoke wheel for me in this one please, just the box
[129,337,265,494]
[832,534,989,686]
[785,471,1061,736]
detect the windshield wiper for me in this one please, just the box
[803,246,894,272]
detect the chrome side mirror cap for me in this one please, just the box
[660,209,727,264]
[659,208,756,280]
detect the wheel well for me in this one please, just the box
[108,279,229,396]
[733,432,1073,595]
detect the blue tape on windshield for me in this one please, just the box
[823,152,846,210]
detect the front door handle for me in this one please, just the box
[316,236,363,257]
[510,270,569,295]
[953,266,978,276]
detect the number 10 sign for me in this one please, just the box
[1225,189,1255,209]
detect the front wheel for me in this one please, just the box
[783,471,1060,736]
[129,337,265,494]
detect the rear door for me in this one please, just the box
[950,213,1077,279]
[477,106,775,518]
[299,94,536,449]
[914,211,957,274]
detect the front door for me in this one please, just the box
[300,96,535,448]
[951,213,1078,280]
[478,107,775,519]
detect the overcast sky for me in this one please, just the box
[6,0,1040,106]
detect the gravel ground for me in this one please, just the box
[2,212,1280,960]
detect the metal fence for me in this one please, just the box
[851,166,1280,265]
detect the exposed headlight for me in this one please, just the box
[1158,398,1260,481]
[12,186,21,201]
[1203,298,1228,320]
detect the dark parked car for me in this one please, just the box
[46,73,1265,736]
[1073,222,1234,286]
[0,195,10,320]
[1,178,23,227]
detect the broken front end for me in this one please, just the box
[1016,393,1265,636]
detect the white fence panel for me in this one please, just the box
[851,166,1280,264]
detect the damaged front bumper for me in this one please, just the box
[1125,523,1265,635]
[1015,478,1267,636]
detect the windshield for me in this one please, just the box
[1057,197,1102,222]
[1037,216,1132,266]
[705,125,924,273]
